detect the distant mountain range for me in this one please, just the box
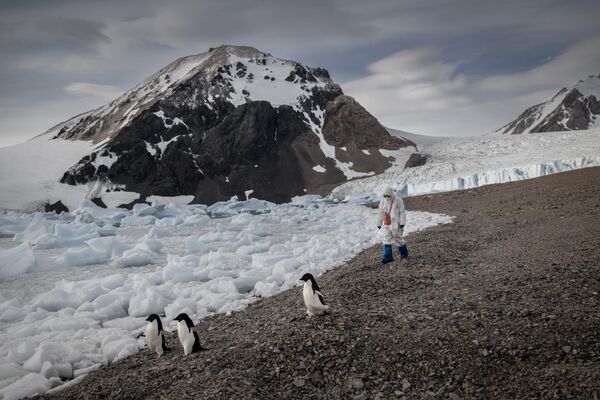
[497,73,600,134]
[45,45,412,205]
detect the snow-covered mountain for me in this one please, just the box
[497,73,600,134]
[44,45,411,206]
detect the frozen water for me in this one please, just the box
[0,197,451,398]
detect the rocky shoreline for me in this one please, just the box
[40,167,600,399]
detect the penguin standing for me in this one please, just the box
[300,273,329,317]
[145,314,167,357]
[173,313,204,355]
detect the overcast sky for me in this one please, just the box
[1,0,599,147]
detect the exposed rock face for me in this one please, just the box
[498,73,600,134]
[404,153,428,168]
[53,45,412,204]
[322,95,413,177]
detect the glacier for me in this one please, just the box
[395,156,600,197]
[333,129,600,200]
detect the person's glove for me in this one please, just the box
[377,226,381,230]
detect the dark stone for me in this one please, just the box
[311,67,330,80]
[404,153,428,168]
[91,197,108,208]
[45,200,69,214]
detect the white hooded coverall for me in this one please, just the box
[376,194,407,246]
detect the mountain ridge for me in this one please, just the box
[51,45,412,205]
[497,73,600,134]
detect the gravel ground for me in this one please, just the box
[40,167,600,400]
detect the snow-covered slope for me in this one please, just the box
[0,135,94,212]
[386,127,449,151]
[497,73,600,134]
[333,129,600,200]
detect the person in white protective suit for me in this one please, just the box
[376,186,409,264]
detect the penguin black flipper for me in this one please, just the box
[316,290,326,305]
[192,331,205,352]
[161,332,168,352]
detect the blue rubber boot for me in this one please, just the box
[382,244,394,264]
[398,244,409,260]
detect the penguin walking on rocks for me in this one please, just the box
[145,314,167,357]
[300,273,329,317]
[173,313,205,355]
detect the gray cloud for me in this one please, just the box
[34,17,110,45]
[64,82,124,101]
[1,0,600,146]
[344,36,600,136]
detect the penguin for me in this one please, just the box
[145,314,167,357]
[173,313,204,355]
[300,273,329,317]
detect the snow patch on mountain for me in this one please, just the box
[226,54,327,107]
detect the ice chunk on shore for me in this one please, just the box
[0,212,33,237]
[58,236,135,267]
[128,287,171,317]
[0,372,50,400]
[111,240,161,268]
[0,243,37,277]
[208,197,274,217]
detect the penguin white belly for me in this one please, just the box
[145,321,164,356]
[303,283,329,316]
[177,321,196,355]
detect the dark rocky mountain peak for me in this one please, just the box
[50,45,412,206]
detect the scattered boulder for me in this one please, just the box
[404,153,428,168]
[44,201,69,214]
